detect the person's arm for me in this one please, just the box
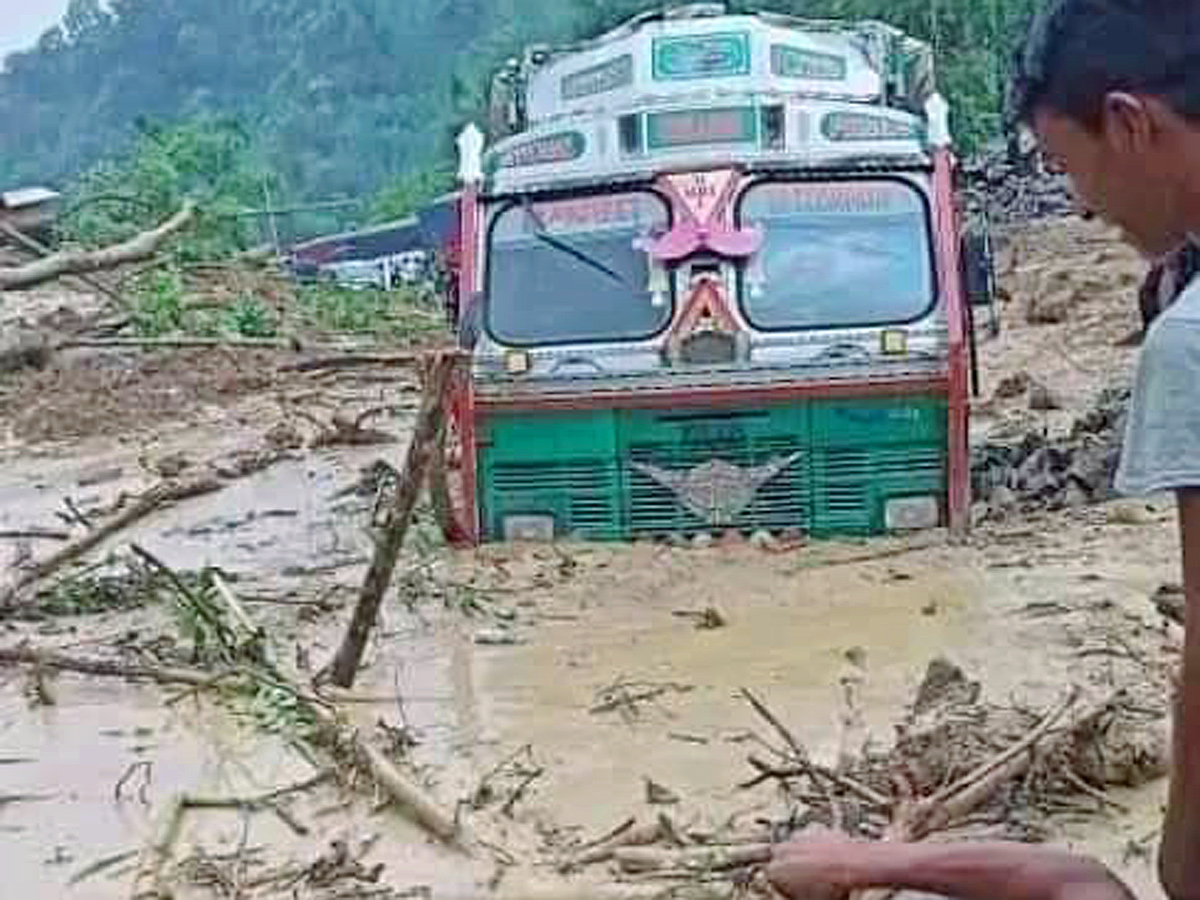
[1160,488,1200,900]
[768,837,1132,900]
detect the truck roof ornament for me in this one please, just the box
[925,93,951,149]
[665,3,728,19]
[457,123,485,185]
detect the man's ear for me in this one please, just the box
[1103,92,1157,154]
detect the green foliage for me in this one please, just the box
[222,296,278,338]
[129,267,189,336]
[21,557,168,620]
[0,0,1042,201]
[60,118,272,260]
[370,167,456,225]
[296,283,446,340]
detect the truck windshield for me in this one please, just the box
[487,192,670,345]
[738,180,934,331]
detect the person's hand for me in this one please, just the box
[766,833,872,900]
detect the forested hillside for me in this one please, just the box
[1,0,1039,206]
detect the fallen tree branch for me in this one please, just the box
[740,687,845,829]
[0,202,196,292]
[0,474,223,608]
[0,646,230,688]
[280,351,458,374]
[613,844,772,874]
[326,351,459,688]
[0,220,126,305]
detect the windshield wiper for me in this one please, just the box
[521,198,629,287]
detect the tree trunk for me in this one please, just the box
[327,351,458,688]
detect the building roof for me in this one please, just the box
[0,186,61,210]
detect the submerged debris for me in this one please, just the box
[973,387,1130,516]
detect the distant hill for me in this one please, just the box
[0,0,1038,202]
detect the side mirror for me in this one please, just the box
[457,292,484,350]
[962,229,995,307]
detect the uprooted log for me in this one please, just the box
[326,350,460,688]
[0,202,196,292]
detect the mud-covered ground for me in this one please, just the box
[0,216,1182,900]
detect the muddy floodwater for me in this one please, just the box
[0,215,1180,898]
[0,422,1181,897]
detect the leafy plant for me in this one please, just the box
[296,283,446,340]
[223,296,278,338]
[129,266,189,336]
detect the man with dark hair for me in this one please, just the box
[768,3,1200,900]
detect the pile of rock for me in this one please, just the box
[962,151,1076,224]
[973,387,1130,516]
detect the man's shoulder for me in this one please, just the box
[1159,274,1200,324]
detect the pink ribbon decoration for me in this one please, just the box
[637,221,764,262]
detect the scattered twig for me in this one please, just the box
[613,844,772,874]
[280,352,451,374]
[62,497,94,530]
[114,761,154,804]
[740,687,845,830]
[69,849,140,887]
[0,529,70,542]
[0,474,224,608]
[0,645,230,688]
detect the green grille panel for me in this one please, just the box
[478,397,947,541]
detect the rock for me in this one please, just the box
[1106,502,1151,526]
[1062,482,1091,508]
[1152,584,1185,626]
[749,529,779,551]
[474,628,520,647]
[265,421,304,450]
[1026,294,1072,325]
[912,658,981,716]
[148,452,192,479]
[0,329,51,374]
[1028,382,1064,411]
[76,465,125,488]
[994,372,1031,400]
[644,778,680,805]
[691,532,714,549]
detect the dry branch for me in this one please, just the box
[0,202,196,292]
[613,845,772,874]
[58,336,293,351]
[327,351,459,688]
[0,646,228,688]
[0,474,223,608]
[280,352,442,374]
[0,529,70,542]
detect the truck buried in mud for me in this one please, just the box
[438,3,995,545]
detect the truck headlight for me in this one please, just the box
[885,496,940,531]
[502,514,556,542]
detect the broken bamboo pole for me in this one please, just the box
[326,351,458,689]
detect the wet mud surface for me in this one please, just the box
[0,216,1180,898]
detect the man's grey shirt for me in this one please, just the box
[1117,275,1200,495]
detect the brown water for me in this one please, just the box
[0,420,1180,897]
